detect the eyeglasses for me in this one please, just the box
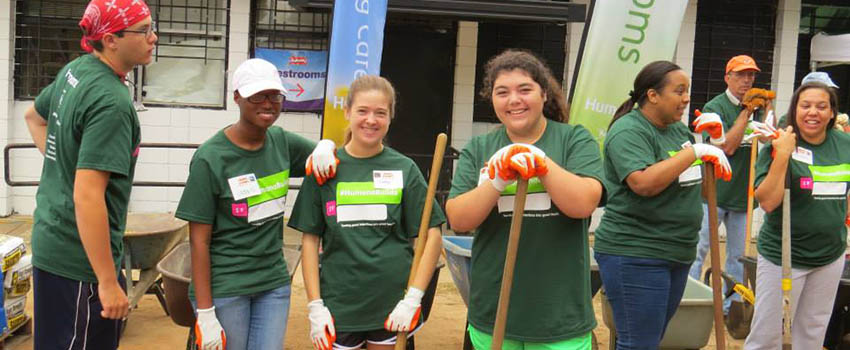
[120,21,157,39]
[246,93,285,104]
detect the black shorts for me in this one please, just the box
[33,267,125,350]
[333,323,424,349]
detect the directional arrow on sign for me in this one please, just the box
[289,83,305,97]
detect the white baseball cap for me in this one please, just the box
[802,71,839,89]
[232,58,285,98]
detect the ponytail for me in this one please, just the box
[608,61,682,130]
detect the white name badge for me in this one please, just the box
[227,173,262,200]
[497,193,552,213]
[812,182,847,196]
[792,147,813,165]
[337,204,388,222]
[679,165,703,184]
[373,170,403,189]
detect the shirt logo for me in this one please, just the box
[326,200,337,216]
[800,177,813,190]
[231,203,248,217]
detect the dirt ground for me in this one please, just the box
[1,215,746,349]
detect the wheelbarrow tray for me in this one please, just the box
[125,213,188,270]
[600,276,714,350]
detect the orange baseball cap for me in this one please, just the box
[726,55,760,74]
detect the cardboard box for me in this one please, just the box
[0,235,25,273]
[4,255,31,298]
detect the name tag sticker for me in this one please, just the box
[497,193,552,213]
[373,170,403,189]
[792,147,813,165]
[228,173,262,200]
[812,182,847,196]
[679,165,703,184]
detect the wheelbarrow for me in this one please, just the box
[123,213,188,312]
[443,235,602,350]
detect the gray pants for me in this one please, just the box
[744,253,844,350]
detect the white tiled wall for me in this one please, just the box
[450,21,479,151]
[2,5,322,216]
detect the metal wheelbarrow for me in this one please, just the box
[123,213,188,314]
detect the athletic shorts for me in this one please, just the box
[333,322,424,349]
[467,324,592,350]
[33,267,125,350]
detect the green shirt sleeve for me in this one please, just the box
[401,162,447,238]
[285,130,317,178]
[175,156,218,225]
[76,99,135,176]
[604,129,656,184]
[565,126,606,204]
[448,144,481,199]
[287,173,326,236]
[34,80,56,119]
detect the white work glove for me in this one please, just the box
[306,139,339,185]
[385,287,424,332]
[692,110,726,145]
[194,306,226,350]
[744,120,780,142]
[692,144,732,182]
[308,299,336,350]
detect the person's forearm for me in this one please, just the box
[302,234,322,301]
[189,223,214,309]
[75,190,119,286]
[410,227,442,292]
[626,149,696,197]
[445,184,500,232]
[24,105,48,155]
[755,151,792,213]
[540,158,602,218]
[722,109,752,155]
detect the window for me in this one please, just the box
[691,0,776,111]
[13,0,229,108]
[14,0,88,99]
[142,0,229,107]
[473,21,566,123]
[251,0,330,51]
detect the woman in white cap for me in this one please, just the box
[175,58,338,350]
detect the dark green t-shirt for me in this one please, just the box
[447,121,604,342]
[175,126,314,298]
[594,109,703,264]
[755,129,850,268]
[703,92,762,211]
[31,54,141,283]
[287,146,446,332]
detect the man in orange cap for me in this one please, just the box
[22,0,157,348]
[689,55,766,314]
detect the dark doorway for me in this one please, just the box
[380,16,456,176]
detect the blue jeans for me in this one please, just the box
[192,285,291,350]
[688,203,746,312]
[595,252,689,350]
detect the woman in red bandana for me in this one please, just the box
[23,1,157,349]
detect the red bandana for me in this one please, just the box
[79,0,151,53]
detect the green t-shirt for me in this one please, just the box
[702,93,762,211]
[447,121,604,342]
[31,54,141,283]
[594,109,703,264]
[754,129,850,268]
[287,146,446,332]
[175,126,314,298]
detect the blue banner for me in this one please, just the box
[255,48,328,112]
[321,0,388,144]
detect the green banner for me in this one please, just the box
[809,164,850,182]
[569,0,688,149]
[247,170,290,206]
[336,182,403,205]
